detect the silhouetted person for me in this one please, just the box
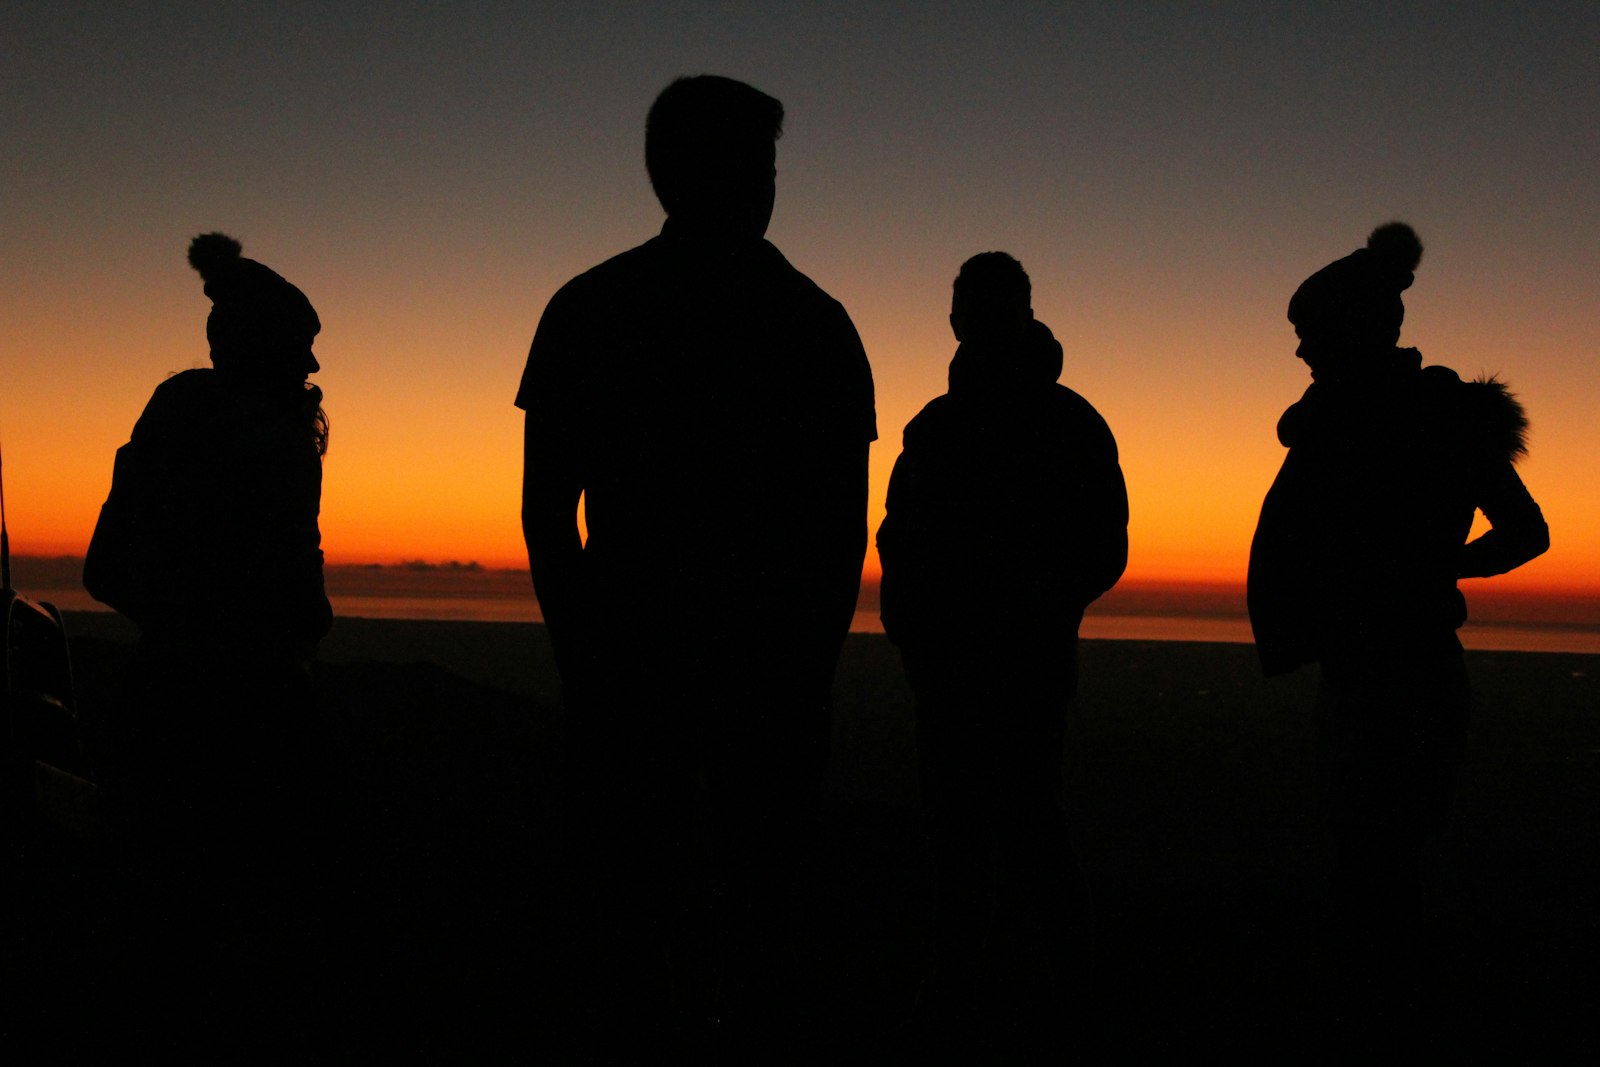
[516,76,875,1052]
[1248,222,1549,1010]
[84,233,335,1054]
[877,253,1127,1040]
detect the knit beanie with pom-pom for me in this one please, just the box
[1287,221,1423,356]
[187,232,320,371]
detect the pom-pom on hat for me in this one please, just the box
[1287,221,1423,354]
[188,232,320,370]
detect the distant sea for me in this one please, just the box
[11,557,1599,655]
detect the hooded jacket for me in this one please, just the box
[1247,347,1547,674]
[877,320,1128,659]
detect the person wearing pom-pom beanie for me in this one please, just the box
[85,233,335,1054]
[1248,223,1549,1019]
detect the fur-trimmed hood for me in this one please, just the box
[1461,372,1529,463]
[1276,348,1531,466]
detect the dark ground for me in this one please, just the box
[9,613,1598,1062]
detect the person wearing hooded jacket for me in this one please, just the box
[877,252,1127,1030]
[1248,223,1549,980]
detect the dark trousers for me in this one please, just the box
[1315,650,1472,937]
[560,664,831,1051]
[902,639,1089,991]
[109,648,338,1055]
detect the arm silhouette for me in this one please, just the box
[1459,460,1549,579]
[522,411,587,684]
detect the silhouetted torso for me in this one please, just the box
[518,217,876,698]
[878,321,1127,686]
[86,367,331,659]
[1248,347,1545,676]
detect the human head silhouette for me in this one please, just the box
[188,233,320,382]
[646,75,783,242]
[950,252,1033,347]
[1288,221,1423,374]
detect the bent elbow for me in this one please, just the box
[1529,517,1551,561]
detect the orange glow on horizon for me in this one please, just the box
[8,323,1597,599]
[4,225,1596,601]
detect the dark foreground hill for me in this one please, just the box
[11,614,1597,1061]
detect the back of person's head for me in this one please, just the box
[951,252,1032,345]
[188,232,320,379]
[645,75,783,236]
[188,232,328,453]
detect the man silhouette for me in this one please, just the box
[877,252,1127,1035]
[516,75,875,1048]
[1249,222,1549,1005]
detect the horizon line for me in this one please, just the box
[8,552,1599,598]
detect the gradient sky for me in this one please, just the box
[6,2,1597,592]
